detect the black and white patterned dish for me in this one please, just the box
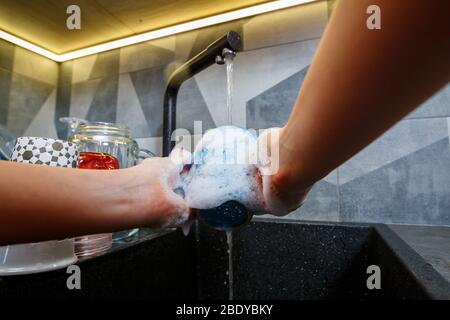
[11,137,78,168]
[1,136,78,276]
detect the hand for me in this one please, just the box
[257,127,312,216]
[119,157,190,228]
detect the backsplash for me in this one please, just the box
[0,0,449,226]
[0,39,58,137]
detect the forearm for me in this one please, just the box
[0,161,137,245]
[280,0,449,190]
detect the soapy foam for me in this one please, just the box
[181,126,264,211]
[158,159,190,228]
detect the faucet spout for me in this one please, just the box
[162,31,242,156]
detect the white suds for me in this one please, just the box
[181,126,263,211]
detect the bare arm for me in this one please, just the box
[0,159,188,245]
[275,0,450,196]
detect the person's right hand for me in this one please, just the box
[120,157,190,229]
[256,127,312,216]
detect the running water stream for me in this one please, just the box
[180,53,236,300]
[225,53,235,301]
[226,55,234,125]
[226,230,234,300]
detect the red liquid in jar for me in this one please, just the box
[78,152,120,170]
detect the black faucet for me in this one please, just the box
[162,31,243,156]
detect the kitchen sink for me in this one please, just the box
[0,220,448,300]
[197,220,450,300]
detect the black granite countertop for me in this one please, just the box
[83,224,450,286]
[390,224,450,283]
[0,222,449,299]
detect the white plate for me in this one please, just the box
[0,239,78,276]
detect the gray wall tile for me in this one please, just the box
[289,171,339,222]
[89,49,120,80]
[0,39,14,71]
[175,30,199,62]
[72,55,98,83]
[70,78,102,120]
[194,39,318,128]
[258,170,339,222]
[406,84,450,119]
[55,62,73,139]
[246,66,309,130]
[243,1,328,51]
[339,118,448,185]
[120,41,174,74]
[55,84,72,139]
[177,78,216,133]
[0,69,12,125]
[130,66,166,137]
[1,4,448,229]
[7,73,54,136]
[13,47,58,85]
[117,73,152,138]
[85,75,119,124]
[340,138,450,225]
[237,39,318,128]
[59,61,74,87]
[24,89,58,139]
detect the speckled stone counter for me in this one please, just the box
[0,221,449,300]
[0,228,197,299]
[197,219,450,299]
[390,224,450,283]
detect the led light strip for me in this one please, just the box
[0,30,60,61]
[0,0,315,62]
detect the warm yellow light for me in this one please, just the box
[0,30,60,61]
[0,0,315,62]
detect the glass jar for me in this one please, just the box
[70,122,154,169]
[68,122,154,257]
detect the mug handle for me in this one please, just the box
[138,148,155,160]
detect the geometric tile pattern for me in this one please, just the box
[7,73,54,136]
[117,73,152,138]
[177,78,216,132]
[129,66,167,137]
[406,84,450,119]
[24,89,58,139]
[235,39,319,127]
[70,79,102,121]
[120,41,174,74]
[11,137,78,168]
[340,138,450,225]
[55,61,73,139]
[339,118,449,184]
[85,75,119,124]
[72,54,97,83]
[0,38,14,125]
[89,49,120,80]
[280,170,339,222]
[243,0,327,51]
[0,68,12,125]
[1,0,449,227]
[84,50,121,124]
[13,47,58,85]
[246,65,309,130]
[0,38,14,71]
